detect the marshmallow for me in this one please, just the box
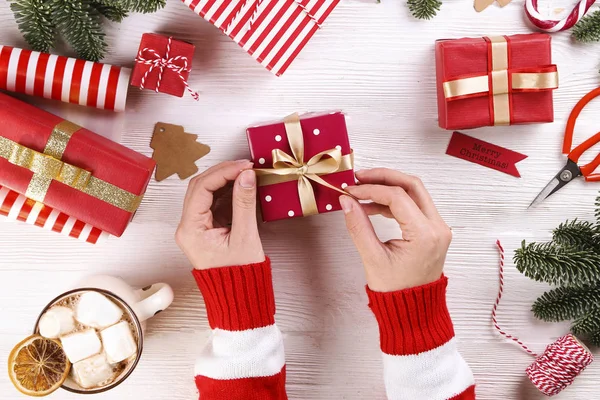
[101,321,137,364]
[39,306,76,339]
[75,292,123,329]
[61,329,102,363]
[72,353,114,389]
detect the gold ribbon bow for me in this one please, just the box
[443,36,559,126]
[0,121,143,213]
[255,114,353,217]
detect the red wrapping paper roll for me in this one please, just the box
[0,45,130,112]
[0,185,108,244]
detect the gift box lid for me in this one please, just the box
[0,92,155,237]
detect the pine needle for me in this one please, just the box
[9,0,165,61]
[92,0,128,22]
[123,0,165,13]
[514,241,600,287]
[10,0,56,53]
[532,285,600,322]
[573,10,600,43]
[407,0,442,20]
[553,219,600,252]
[572,309,600,335]
[51,0,107,62]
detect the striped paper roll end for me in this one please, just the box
[0,186,109,244]
[0,45,130,112]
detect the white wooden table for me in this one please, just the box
[1,1,600,399]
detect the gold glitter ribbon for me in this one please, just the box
[0,121,143,213]
[442,36,559,126]
[255,113,354,217]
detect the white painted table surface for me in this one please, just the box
[1,1,600,399]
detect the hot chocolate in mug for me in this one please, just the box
[33,275,174,394]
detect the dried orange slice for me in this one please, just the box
[8,335,70,397]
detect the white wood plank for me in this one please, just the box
[1,0,600,398]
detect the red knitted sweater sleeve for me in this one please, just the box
[367,275,476,399]
[192,258,287,400]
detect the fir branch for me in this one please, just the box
[553,220,600,252]
[91,0,128,22]
[572,309,600,335]
[591,331,600,347]
[532,285,600,322]
[123,0,165,13]
[51,0,107,62]
[514,241,600,287]
[596,192,600,225]
[407,0,441,20]
[10,0,57,53]
[574,10,600,43]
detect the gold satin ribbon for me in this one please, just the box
[442,36,559,126]
[0,122,143,213]
[255,114,354,217]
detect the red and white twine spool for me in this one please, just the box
[525,0,597,32]
[134,37,199,101]
[494,240,594,396]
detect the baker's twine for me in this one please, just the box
[135,36,199,101]
[494,240,594,396]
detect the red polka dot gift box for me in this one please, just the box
[247,112,355,222]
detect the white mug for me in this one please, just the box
[73,275,175,330]
[34,275,174,394]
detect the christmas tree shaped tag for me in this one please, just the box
[150,123,210,181]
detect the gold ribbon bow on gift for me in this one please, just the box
[0,121,143,213]
[443,36,559,126]
[255,114,353,217]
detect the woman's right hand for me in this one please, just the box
[340,168,452,292]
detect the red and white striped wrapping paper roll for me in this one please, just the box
[0,186,108,245]
[182,0,340,76]
[0,45,130,112]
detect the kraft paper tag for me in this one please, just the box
[446,132,527,177]
[150,123,211,182]
[475,0,512,12]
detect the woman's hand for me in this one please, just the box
[340,168,452,292]
[176,160,265,270]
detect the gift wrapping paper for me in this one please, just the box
[131,33,196,98]
[435,33,558,130]
[181,0,340,76]
[0,185,108,244]
[248,111,355,222]
[0,45,130,112]
[0,92,155,237]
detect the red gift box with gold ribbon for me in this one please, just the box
[0,93,155,237]
[435,33,559,130]
[248,112,355,222]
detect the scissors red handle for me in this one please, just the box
[569,131,600,181]
[564,87,600,182]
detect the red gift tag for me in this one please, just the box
[446,131,527,177]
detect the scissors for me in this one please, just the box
[529,87,600,208]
